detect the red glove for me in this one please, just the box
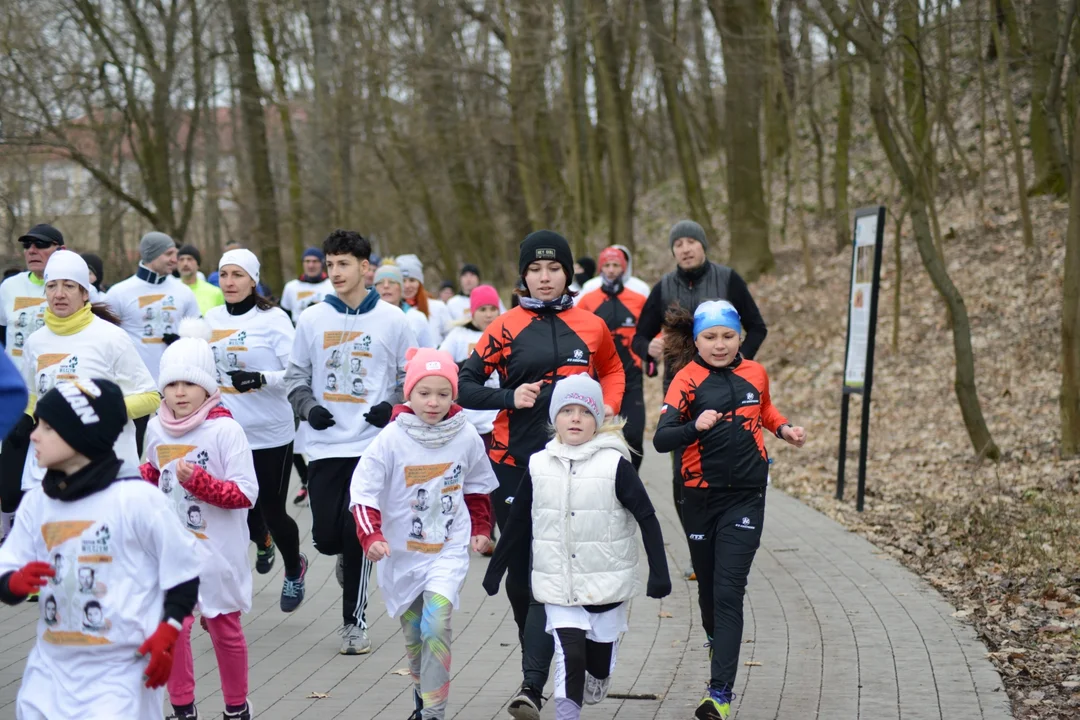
[137,621,181,688]
[7,562,56,597]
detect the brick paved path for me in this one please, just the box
[0,449,1012,719]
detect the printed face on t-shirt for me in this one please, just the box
[44,596,58,623]
[441,495,453,514]
[78,567,94,592]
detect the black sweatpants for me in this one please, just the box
[308,456,373,627]
[622,376,645,471]
[245,443,303,577]
[0,432,29,514]
[492,461,554,691]
[683,486,766,692]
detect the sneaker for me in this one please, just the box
[583,672,611,705]
[165,704,199,720]
[223,700,252,719]
[27,591,38,603]
[335,554,344,589]
[695,687,734,720]
[293,487,308,505]
[339,623,371,655]
[685,567,697,581]
[255,535,276,574]
[280,553,308,612]
[507,684,543,720]
[408,688,423,720]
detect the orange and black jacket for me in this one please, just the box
[458,305,625,467]
[653,354,788,490]
[577,283,647,383]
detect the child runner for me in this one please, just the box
[350,348,497,719]
[286,229,415,655]
[653,300,806,720]
[206,250,307,611]
[437,285,502,443]
[141,323,262,720]
[0,379,201,719]
[484,374,670,720]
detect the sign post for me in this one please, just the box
[837,206,885,512]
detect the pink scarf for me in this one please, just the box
[158,390,227,438]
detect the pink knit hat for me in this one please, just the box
[404,347,459,399]
[470,284,501,314]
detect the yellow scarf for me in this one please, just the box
[44,303,94,335]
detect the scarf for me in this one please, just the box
[395,405,469,449]
[43,452,123,502]
[44,303,93,335]
[601,275,624,296]
[226,294,257,315]
[136,264,169,285]
[301,273,327,283]
[157,390,228,438]
[519,294,574,313]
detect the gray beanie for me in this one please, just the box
[549,373,605,429]
[669,220,708,252]
[140,231,176,264]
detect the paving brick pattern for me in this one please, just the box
[0,449,1012,719]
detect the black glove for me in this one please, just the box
[5,413,35,449]
[162,333,180,346]
[228,370,264,393]
[363,401,393,429]
[306,405,336,430]
[647,580,672,599]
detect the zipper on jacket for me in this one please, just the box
[721,370,737,487]
[549,313,559,376]
[564,458,575,603]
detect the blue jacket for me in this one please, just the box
[0,351,29,440]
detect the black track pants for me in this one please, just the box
[244,443,303,577]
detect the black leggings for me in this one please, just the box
[492,462,554,691]
[0,432,29,514]
[622,376,645,470]
[553,627,615,708]
[245,443,303,577]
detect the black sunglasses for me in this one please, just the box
[19,239,58,250]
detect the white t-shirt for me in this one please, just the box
[446,293,507,320]
[280,278,334,323]
[104,272,201,383]
[205,305,295,450]
[143,415,258,617]
[438,326,499,434]
[425,298,454,344]
[0,271,48,363]
[349,417,498,617]
[405,306,436,348]
[289,299,414,460]
[0,481,201,720]
[19,316,157,487]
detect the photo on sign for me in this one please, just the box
[855,244,875,285]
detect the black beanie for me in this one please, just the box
[460,263,481,279]
[80,253,104,291]
[177,244,202,266]
[519,230,574,280]
[35,379,127,461]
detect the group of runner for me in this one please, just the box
[0,220,805,720]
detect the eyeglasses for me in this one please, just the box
[20,239,58,250]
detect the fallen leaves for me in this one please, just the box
[390,668,412,676]
[306,692,329,699]
[658,610,673,618]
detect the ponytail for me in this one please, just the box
[90,302,121,326]
[662,303,696,378]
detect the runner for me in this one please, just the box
[437,280,456,304]
[141,328,261,720]
[280,248,334,323]
[437,285,502,442]
[285,229,415,655]
[484,374,670,720]
[350,348,497,720]
[0,224,65,541]
[206,249,306,611]
[395,254,454,344]
[457,230,625,718]
[80,253,107,295]
[374,263,436,348]
[576,247,648,469]
[573,244,651,301]
[653,300,806,720]
[0,379,201,720]
[177,245,225,315]
[19,252,159,492]
[104,232,201,454]
[445,264,506,320]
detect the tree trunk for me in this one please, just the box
[833,36,852,252]
[642,0,719,245]
[690,0,721,155]
[565,0,592,252]
[990,7,1035,248]
[229,0,282,292]
[1043,0,1077,195]
[1062,98,1080,456]
[305,0,337,225]
[1028,0,1060,192]
[707,0,773,279]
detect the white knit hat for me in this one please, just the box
[396,254,424,281]
[548,373,604,428]
[219,248,260,284]
[157,318,218,395]
[43,250,92,295]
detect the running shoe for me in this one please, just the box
[335,553,344,588]
[685,567,697,581]
[583,672,611,705]
[27,591,38,603]
[280,553,308,612]
[255,534,275,574]
[408,688,423,720]
[695,686,734,720]
[339,623,371,655]
[223,700,253,719]
[507,684,543,720]
[293,486,308,505]
[166,704,199,720]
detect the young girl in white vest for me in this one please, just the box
[140,319,259,720]
[483,373,671,720]
[350,347,497,720]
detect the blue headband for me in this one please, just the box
[693,300,742,338]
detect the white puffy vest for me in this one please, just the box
[529,432,641,606]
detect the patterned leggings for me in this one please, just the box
[400,592,453,719]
